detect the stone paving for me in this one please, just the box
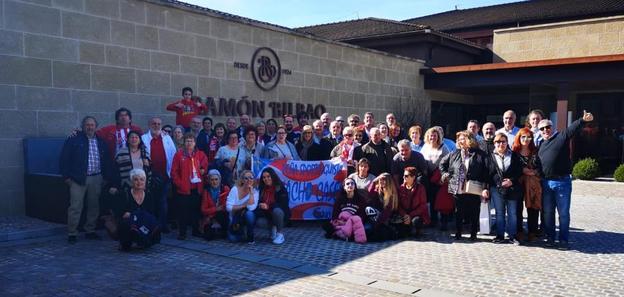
[1,181,623,296]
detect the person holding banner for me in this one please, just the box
[295,125,323,161]
[262,126,300,160]
[366,173,402,242]
[226,170,259,244]
[256,168,290,245]
[171,133,208,240]
[439,131,490,241]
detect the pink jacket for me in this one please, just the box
[332,211,367,243]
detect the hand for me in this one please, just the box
[259,203,268,210]
[247,194,255,205]
[481,189,489,200]
[109,187,118,195]
[200,168,205,175]
[175,103,184,108]
[582,110,594,122]
[501,179,512,188]
[403,215,411,225]
[195,101,202,107]
[122,212,130,219]
[143,159,150,167]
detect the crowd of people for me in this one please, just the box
[59,87,594,251]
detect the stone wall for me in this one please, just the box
[0,0,425,215]
[493,16,624,62]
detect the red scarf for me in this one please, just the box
[261,185,276,208]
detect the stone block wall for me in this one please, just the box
[0,0,425,215]
[493,16,624,62]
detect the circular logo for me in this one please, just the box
[251,47,281,91]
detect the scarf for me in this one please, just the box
[261,185,276,208]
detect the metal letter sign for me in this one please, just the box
[251,47,281,91]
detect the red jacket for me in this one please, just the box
[398,184,430,225]
[201,185,231,217]
[166,98,208,128]
[96,124,143,161]
[171,150,208,195]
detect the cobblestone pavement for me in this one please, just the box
[1,182,623,297]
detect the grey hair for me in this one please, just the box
[129,168,146,181]
[81,116,98,128]
[397,139,411,148]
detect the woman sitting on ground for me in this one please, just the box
[117,169,160,251]
[366,173,401,241]
[226,170,259,243]
[348,158,376,190]
[256,167,290,245]
[322,178,368,243]
[397,167,430,238]
[200,169,231,240]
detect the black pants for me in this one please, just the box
[516,198,524,234]
[454,194,480,236]
[177,190,201,236]
[426,183,440,225]
[527,208,540,234]
[118,219,160,250]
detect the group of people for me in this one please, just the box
[59,86,594,251]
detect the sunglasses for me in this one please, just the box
[520,135,533,140]
[344,134,353,137]
[243,176,253,180]
[539,126,552,131]
[495,140,507,144]
[345,182,355,186]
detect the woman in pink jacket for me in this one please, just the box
[322,178,367,243]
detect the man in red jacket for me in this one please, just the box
[96,107,142,160]
[166,87,208,130]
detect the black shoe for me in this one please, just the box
[68,235,77,244]
[470,234,478,241]
[85,233,102,240]
[508,238,520,246]
[454,233,462,240]
[557,241,569,250]
[492,236,504,243]
[545,238,556,248]
[177,234,187,240]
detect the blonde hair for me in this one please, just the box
[237,170,254,187]
[376,173,398,211]
[455,130,478,150]
[424,127,442,148]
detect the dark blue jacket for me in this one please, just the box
[196,129,212,153]
[60,132,111,185]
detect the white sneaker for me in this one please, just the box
[270,226,277,240]
[272,232,285,245]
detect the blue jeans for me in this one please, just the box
[227,209,256,242]
[490,186,517,238]
[542,176,572,242]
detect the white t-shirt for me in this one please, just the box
[226,186,259,217]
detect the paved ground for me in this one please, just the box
[1,181,623,297]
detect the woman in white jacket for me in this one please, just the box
[226,170,259,243]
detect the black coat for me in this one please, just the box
[295,141,324,161]
[59,131,112,185]
[487,151,523,200]
[439,148,490,195]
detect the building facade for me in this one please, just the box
[0,0,427,215]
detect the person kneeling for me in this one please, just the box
[322,178,368,243]
[366,173,402,242]
[200,170,231,240]
[117,169,160,251]
[226,170,258,244]
[256,168,290,244]
[397,167,430,238]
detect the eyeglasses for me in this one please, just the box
[520,135,533,140]
[277,131,287,135]
[539,126,552,131]
[494,140,507,144]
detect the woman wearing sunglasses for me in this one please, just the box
[225,170,258,244]
[330,126,360,173]
[397,167,430,238]
[487,133,523,245]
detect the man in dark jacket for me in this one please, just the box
[353,127,395,176]
[537,110,594,250]
[391,140,429,185]
[60,116,111,244]
[478,122,496,153]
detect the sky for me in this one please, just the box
[183,0,521,28]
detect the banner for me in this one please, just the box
[253,158,347,220]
